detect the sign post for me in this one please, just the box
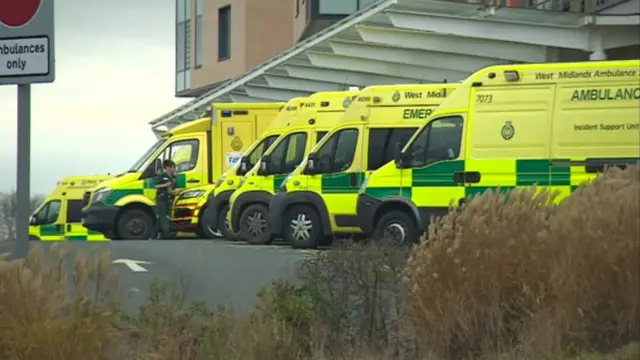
[0,0,55,258]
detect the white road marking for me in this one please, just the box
[112,259,152,272]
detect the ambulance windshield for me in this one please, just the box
[128,139,166,172]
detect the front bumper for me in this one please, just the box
[81,203,118,235]
[267,191,287,237]
[171,203,200,232]
[356,193,381,235]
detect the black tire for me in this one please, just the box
[282,205,323,249]
[197,206,218,239]
[116,208,154,240]
[373,210,420,246]
[239,204,272,245]
[29,235,40,241]
[217,204,241,241]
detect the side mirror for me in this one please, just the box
[239,156,250,175]
[29,216,36,225]
[394,149,409,169]
[259,154,270,175]
[305,153,318,175]
[393,143,403,160]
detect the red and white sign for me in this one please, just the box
[0,0,42,28]
[0,0,54,84]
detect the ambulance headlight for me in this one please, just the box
[179,190,205,200]
[358,176,370,195]
[92,187,112,204]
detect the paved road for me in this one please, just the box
[0,239,315,314]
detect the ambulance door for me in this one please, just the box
[220,117,256,171]
[30,198,64,241]
[315,126,364,231]
[254,113,274,138]
[165,136,208,191]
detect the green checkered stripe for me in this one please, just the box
[320,172,366,194]
[102,174,187,206]
[39,225,103,241]
[274,173,367,194]
[364,159,586,200]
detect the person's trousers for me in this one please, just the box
[154,199,171,239]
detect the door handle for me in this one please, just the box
[453,171,481,184]
[187,179,199,183]
[349,173,358,187]
[66,224,71,232]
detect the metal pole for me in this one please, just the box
[14,84,31,258]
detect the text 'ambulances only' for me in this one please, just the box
[0,37,49,76]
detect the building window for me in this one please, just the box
[218,5,231,61]
[313,0,375,18]
[319,0,357,15]
[176,0,191,92]
[195,0,203,67]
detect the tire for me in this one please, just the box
[116,208,154,240]
[283,205,323,249]
[198,206,218,239]
[217,204,241,241]
[373,210,420,246]
[239,204,272,245]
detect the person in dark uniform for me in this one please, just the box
[153,160,177,239]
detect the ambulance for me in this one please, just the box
[81,103,284,240]
[29,175,113,241]
[268,84,458,249]
[357,60,640,245]
[170,97,308,239]
[229,90,358,245]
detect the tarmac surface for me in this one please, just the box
[0,239,316,314]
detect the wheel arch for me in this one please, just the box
[115,202,156,238]
[281,191,332,236]
[373,198,423,231]
[232,190,273,231]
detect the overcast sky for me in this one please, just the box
[0,0,188,194]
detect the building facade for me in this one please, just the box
[175,0,380,97]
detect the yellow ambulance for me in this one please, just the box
[81,103,283,240]
[229,90,358,245]
[267,84,458,248]
[357,60,640,245]
[29,175,113,241]
[170,97,308,239]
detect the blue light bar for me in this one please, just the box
[221,110,232,117]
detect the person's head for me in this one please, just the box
[163,160,176,174]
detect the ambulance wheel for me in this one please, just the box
[197,206,217,239]
[373,210,420,246]
[283,205,322,249]
[239,204,272,245]
[217,204,240,241]
[117,209,154,240]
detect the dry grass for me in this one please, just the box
[406,165,640,359]
[0,166,638,360]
